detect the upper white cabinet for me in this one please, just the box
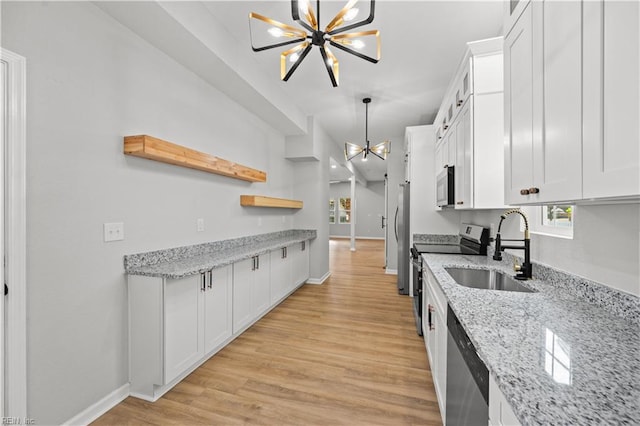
[504,0,639,204]
[583,0,640,199]
[504,0,582,204]
[434,37,506,210]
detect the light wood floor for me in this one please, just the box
[94,239,441,425]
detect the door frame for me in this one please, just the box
[1,47,28,418]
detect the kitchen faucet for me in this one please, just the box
[492,209,533,280]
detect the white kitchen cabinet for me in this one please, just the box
[204,266,233,353]
[128,265,232,401]
[270,246,291,304]
[489,374,520,426]
[164,274,204,383]
[505,0,637,205]
[583,0,640,199]
[422,261,447,424]
[233,253,270,334]
[505,0,583,204]
[290,241,310,289]
[270,241,309,304]
[434,37,505,210]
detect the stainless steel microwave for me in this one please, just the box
[437,165,455,207]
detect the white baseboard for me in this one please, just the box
[329,236,385,240]
[306,270,331,285]
[64,383,129,426]
[385,268,398,275]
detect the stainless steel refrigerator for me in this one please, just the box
[395,182,410,295]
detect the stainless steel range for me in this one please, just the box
[410,224,489,335]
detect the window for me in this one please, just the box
[522,205,574,238]
[329,199,335,224]
[338,197,351,224]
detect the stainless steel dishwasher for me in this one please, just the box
[446,305,489,426]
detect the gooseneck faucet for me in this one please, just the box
[492,209,533,280]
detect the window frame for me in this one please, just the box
[521,205,574,239]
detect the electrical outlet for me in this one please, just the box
[197,218,205,232]
[104,222,124,242]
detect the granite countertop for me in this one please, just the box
[124,229,316,279]
[422,252,640,425]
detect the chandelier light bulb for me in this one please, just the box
[290,52,300,63]
[343,7,359,21]
[268,27,284,37]
[298,0,310,14]
[326,58,334,66]
[351,39,365,49]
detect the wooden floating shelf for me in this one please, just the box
[124,135,267,183]
[240,195,303,209]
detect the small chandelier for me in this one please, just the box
[249,0,381,87]
[345,97,390,161]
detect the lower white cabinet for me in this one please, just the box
[422,261,447,423]
[233,254,270,334]
[129,240,310,401]
[489,374,520,426]
[129,265,232,401]
[290,241,310,289]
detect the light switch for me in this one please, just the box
[104,222,124,242]
[197,218,205,232]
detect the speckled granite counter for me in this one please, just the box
[413,233,458,244]
[422,251,640,425]
[124,229,316,279]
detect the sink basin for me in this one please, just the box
[445,267,535,293]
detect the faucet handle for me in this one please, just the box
[514,260,522,272]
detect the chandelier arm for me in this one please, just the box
[319,46,338,87]
[367,150,385,160]
[291,0,317,33]
[282,44,313,81]
[251,38,308,52]
[326,0,376,36]
[328,40,379,64]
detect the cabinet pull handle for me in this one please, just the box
[256,255,260,270]
[428,304,435,331]
[457,100,463,107]
[456,201,464,205]
[528,187,540,194]
[251,256,256,271]
[282,247,286,259]
[520,188,530,195]
[443,125,449,130]
[208,270,213,289]
[201,273,206,292]
[301,241,305,251]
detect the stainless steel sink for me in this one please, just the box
[445,267,535,293]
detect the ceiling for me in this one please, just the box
[202,1,504,181]
[98,1,503,182]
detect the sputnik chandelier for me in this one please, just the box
[345,97,391,161]
[249,0,381,87]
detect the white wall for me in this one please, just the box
[293,120,330,281]
[1,2,314,423]
[329,181,385,238]
[460,204,640,296]
[407,125,460,238]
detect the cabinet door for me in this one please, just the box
[164,275,204,383]
[293,241,310,288]
[434,305,448,421]
[270,247,290,304]
[252,253,271,317]
[583,0,640,198]
[454,101,472,208]
[504,1,535,204]
[531,0,582,202]
[204,266,232,354]
[233,258,254,334]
